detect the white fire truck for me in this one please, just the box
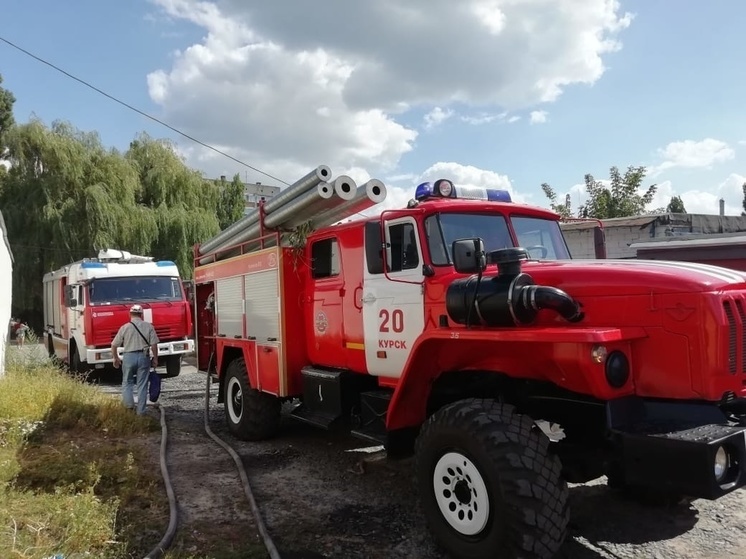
[43,249,194,376]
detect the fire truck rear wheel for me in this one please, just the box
[415,398,569,559]
[224,358,281,441]
[164,355,181,378]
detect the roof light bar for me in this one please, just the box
[414,179,512,203]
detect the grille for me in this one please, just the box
[155,325,179,340]
[723,298,746,374]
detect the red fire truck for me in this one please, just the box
[43,249,194,376]
[193,168,746,559]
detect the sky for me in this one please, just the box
[1,0,745,216]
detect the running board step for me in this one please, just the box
[290,404,340,430]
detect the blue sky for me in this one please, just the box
[1,0,745,215]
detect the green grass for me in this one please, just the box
[0,347,165,559]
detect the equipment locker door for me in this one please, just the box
[362,217,424,378]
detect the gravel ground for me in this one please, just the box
[19,343,746,559]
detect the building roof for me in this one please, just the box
[0,210,13,264]
[560,215,658,231]
[560,212,746,234]
[631,232,746,250]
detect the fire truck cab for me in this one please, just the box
[195,174,746,559]
[43,249,194,376]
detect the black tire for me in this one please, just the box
[46,333,55,358]
[415,399,569,559]
[69,344,88,375]
[165,355,181,378]
[224,358,281,441]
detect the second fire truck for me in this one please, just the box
[43,249,194,376]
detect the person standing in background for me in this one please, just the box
[110,304,159,415]
[15,321,29,347]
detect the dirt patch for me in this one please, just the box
[100,369,746,559]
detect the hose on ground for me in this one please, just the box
[203,354,282,559]
[143,403,178,559]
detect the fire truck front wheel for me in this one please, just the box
[224,358,281,441]
[415,399,569,559]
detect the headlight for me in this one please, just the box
[714,446,729,482]
[591,345,607,363]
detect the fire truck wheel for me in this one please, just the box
[69,345,88,375]
[415,398,569,559]
[165,355,181,378]
[224,358,281,441]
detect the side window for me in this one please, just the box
[365,221,384,275]
[311,238,340,279]
[388,222,420,272]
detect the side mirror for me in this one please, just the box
[64,285,78,307]
[452,238,487,274]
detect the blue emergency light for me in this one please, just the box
[414,179,512,202]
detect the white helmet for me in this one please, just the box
[129,304,144,314]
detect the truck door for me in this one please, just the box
[306,236,346,368]
[362,217,424,378]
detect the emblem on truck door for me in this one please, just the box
[315,311,328,334]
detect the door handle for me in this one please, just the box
[361,293,376,304]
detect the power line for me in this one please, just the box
[0,35,290,186]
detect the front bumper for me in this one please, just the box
[608,398,746,499]
[86,339,195,364]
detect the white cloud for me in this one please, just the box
[147,0,632,179]
[673,173,746,215]
[507,115,521,123]
[650,138,735,176]
[423,107,454,130]
[460,112,507,125]
[530,110,548,124]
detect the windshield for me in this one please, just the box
[88,276,184,305]
[511,216,571,260]
[424,213,571,265]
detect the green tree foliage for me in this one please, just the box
[216,174,246,229]
[540,183,573,219]
[542,166,658,219]
[0,120,230,327]
[0,73,15,150]
[666,195,686,213]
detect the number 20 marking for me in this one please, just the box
[379,309,404,333]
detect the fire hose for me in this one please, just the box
[201,354,282,559]
[142,357,281,559]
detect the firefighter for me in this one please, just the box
[111,304,159,415]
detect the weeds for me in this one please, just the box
[0,345,166,558]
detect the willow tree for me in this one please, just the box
[0,122,224,328]
[216,174,246,230]
[0,73,14,150]
[125,133,221,274]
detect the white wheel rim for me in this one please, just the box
[226,376,243,424]
[433,451,490,536]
